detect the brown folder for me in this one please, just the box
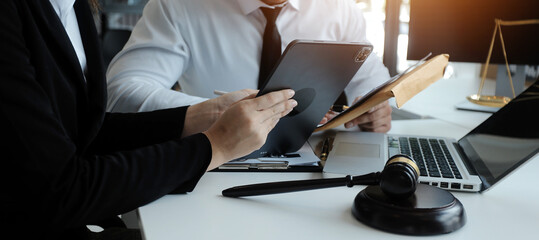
[315,54,449,132]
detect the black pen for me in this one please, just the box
[330,104,349,112]
[320,137,330,161]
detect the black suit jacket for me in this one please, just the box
[0,0,211,237]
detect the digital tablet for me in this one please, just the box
[243,40,373,158]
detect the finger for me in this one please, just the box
[240,89,259,99]
[320,111,337,124]
[344,112,380,129]
[264,103,295,133]
[259,99,297,123]
[369,100,391,113]
[281,103,295,117]
[254,89,295,110]
[218,89,258,107]
[345,114,369,128]
[263,114,283,134]
[368,102,384,113]
[226,91,260,109]
[349,102,392,126]
[374,124,391,133]
[358,114,392,130]
[360,121,392,133]
[319,116,328,125]
[242,92,258,101]
[243,89,259,95]
[346,109,375,127]
[253,99,297,136]
[233,89,258,101]
[326,111,338,119]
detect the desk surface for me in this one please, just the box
[138,119,539,240]
[137,64,539,239]
[139,155,539,240]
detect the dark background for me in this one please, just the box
[407,0,539,65]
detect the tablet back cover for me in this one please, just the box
[244,40,373,158]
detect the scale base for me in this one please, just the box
[352,184,466,235]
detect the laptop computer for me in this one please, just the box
[323,79,539,192]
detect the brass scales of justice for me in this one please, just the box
[467,19,539,107]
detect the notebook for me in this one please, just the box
[323,79,539,192]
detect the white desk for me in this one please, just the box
[137,64,539,239]
[137,119,539,240]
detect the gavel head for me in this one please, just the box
[379,154,420,200]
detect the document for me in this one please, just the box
[315,53,449,132]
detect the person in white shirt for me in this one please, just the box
[107,0,393,132]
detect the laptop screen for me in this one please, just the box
[458,79,539,191]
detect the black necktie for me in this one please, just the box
[258,7,283,89]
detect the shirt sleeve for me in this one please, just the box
[106,0,207,113]
[340,0,391,104]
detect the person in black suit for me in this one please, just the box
[0,0,296,239]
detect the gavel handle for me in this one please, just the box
[222,172,380,198]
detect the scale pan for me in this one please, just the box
[467,94,511,108]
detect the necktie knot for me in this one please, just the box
[260,7,282,23]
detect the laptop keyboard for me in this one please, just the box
[388,136,462,179]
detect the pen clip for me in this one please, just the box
[319,137,331,162]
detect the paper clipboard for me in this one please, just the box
[315,53,449,132]
[213,142,323,172]
[214,159,322,172]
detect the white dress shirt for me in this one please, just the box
[49,0,87,74]
[106,0,390,112]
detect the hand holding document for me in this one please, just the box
[315,53,449,132]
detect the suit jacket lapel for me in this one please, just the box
[74,0,107,150]
[75,0,106,113]
[29,0,89,95]
[30,0,106,150]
